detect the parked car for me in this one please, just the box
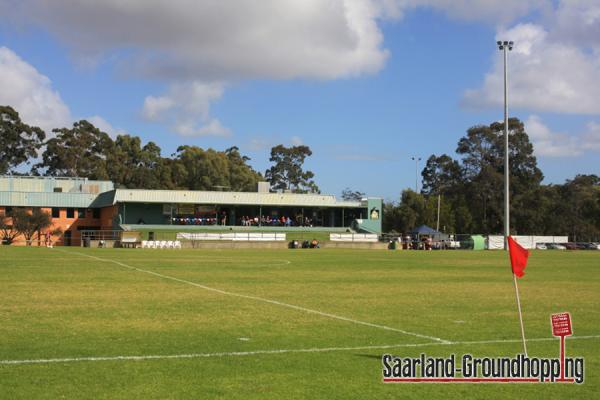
[535,243,547,250]
[547,243,566,250]
[575,242,590,250]
[564,242,577,250]
[583,242,600,250]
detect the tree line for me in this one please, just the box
[0,105,318,193]
[383,118,600,240]
[2,105,599,239]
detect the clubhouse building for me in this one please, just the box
[0,175,382,245]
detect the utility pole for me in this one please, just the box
[436,194,441,232]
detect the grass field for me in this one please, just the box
[1,247,599,399]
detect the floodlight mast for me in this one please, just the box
[498,40,513,250]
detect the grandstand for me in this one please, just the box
[0,175,382,246]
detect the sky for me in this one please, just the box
[0,0,599,201]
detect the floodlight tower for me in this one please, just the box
[411,156,421,193]
[498,40,513,250]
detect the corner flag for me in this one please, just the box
[507,236,529,356]
[508,236,529,278]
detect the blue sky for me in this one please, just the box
[1,1,599,201]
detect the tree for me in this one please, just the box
[454,117,543,234]
[35,120,112,179]
[1,210,20,244]
[106,135,165,189]
[170,146,260,192]
[265,145,319,193]
[341,188,365,201]
[421,154,463,196]
[172,146,229,190]
[224,146,263,191]
[1,208,52,245]
[379,117,548,235]
[0,106,45,174]
[16,208,53,245]
[555,175,600,241]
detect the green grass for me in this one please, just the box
[1,247,599,399]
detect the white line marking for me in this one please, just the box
[56,249,450,343]
[2,335,599,366]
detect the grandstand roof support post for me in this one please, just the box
[259,205,262,227]
[342,208,345,228]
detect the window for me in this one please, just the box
[53,187,63,193]
[77,208,86,218]
[5,206,12,214]
[92,208,101,219]
[52,208,60,218]
[66,208,75,218]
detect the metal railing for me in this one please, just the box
[80,230,121,241]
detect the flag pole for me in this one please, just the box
[512,273,528,356]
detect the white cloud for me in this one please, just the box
[176,118,231,138]
[291,136,304,146]
[5,0,558,138]
[0,46,125,141]
[10,0,588,138]
[141,97,175,121]
[5,1,396,138]
[0,46,71,132]
[525,115,600,157]
[582,121,600,151]
[246,137,273,152]
[525,115,580,157]
[86,115,127,138]
[9,0,390,81]
[464,0,600,115]
[464,23,600,114]
[142,81,230,137]
[550,0,600,48]
[245,135,306,151]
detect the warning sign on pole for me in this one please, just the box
[551,312,573,337]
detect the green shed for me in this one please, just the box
[460,234,486,250]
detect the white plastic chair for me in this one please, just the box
[174,240,182,249]
[141,240,148,248]
[166,241,174,249]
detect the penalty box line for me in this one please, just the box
[56,249,451,344]
[2,335,599,366]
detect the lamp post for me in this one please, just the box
[498,40,513,250]
[411,156,421,193]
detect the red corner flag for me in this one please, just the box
[508,236,529,278]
